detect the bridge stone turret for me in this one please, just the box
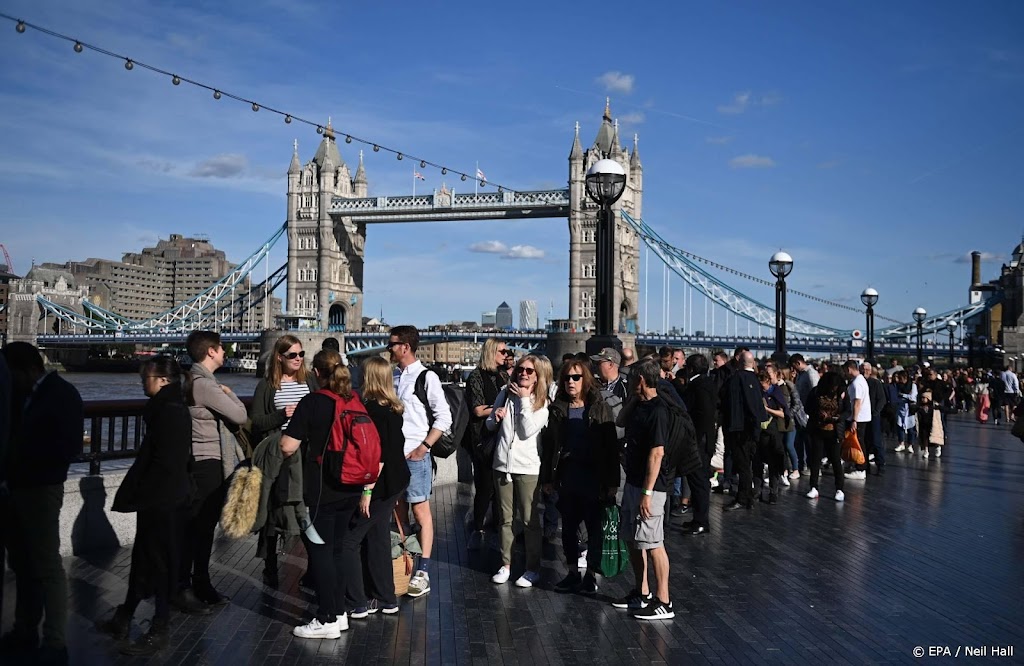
[568,100,642,333]
[285,121,366,332]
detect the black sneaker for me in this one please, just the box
[555,572,581,593]
[611,590,652,610]
[670,504,692,517]
[578,572,599,595]
[683,524,709,536]
[634,599,674,620]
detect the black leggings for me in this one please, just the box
[179,459,225,591]
[343,490,405,607]
[557,490,602,573]
[809,429,844,492]
[472,447,498,531]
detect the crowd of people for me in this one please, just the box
[1,332,1022,662]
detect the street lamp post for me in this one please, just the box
[860,287,878,363]
[584,158,627,355]
[912,307,927,365]
[769,251,794,360]
[946,320,958,366]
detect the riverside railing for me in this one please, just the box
[81,396,253,475]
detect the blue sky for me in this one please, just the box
[0,0,1022,335]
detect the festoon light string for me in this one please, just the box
[2,13,513,192]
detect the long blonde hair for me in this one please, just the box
[312,349,352,398]
[268,334,308,390]
[517,354,551,411]
[478,337,505,373]
[361,356,404,414]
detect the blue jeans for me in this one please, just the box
[794,428,810,470]
[782,430,798,470]
[406,453,432,503]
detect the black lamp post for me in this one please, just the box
[913,307,927,365]
[769,251,793,359]
[861,287,878,363]
[584,158,627,355]
[946,320,958,366]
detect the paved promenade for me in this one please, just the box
[4,414,1023,664]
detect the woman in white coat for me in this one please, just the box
[486,354,552,588]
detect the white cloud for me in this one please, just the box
[596,71,635,94]
[503,245,545,260]
[619,111,645,125]
[705,136,734,145]
[717,91,752,114]
[469,240,508,254]
[717,90,783,114]
[189,153,249,178]
[729,154,777,169]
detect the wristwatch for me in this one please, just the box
[422,440,432,450]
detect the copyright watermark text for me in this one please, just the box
[913,645,1015,658]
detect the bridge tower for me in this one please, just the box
[568,100,642,333]
[285,122,367,332]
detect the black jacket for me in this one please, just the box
[6,371,83,488]
[866,376,887,419]
[540,388,620,489]
[721,369,767,434]
[113,383,192,512]
[363,400,411,501]
[681,374,718,453]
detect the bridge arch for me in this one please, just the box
[328,303,346,331]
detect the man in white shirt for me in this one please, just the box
[1000,366,1020,424]
[843,360,872,480]
[389,325,452,599]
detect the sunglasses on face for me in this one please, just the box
[387,341,405,349]
[515,366,536,376]
[282,351,305,359]
[499,349,513,356]
[566,374,584,382]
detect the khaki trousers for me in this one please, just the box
[493,471,541,572]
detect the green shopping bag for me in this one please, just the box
[599,504,629,577]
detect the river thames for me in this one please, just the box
[63,371,261,401]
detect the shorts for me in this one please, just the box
[406,453,432,503]
[619,483,666,550]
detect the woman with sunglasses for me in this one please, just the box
[100,357,192,655]
[486,355,552,588]
[464,339,511,550]
[542,361,618,594]
[250,334,318,586]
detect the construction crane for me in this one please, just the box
[0,243,12,273]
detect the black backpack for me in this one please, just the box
[413,370,470,459]
[662,400,702,478]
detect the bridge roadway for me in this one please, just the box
[38,329,966,359]
[4,414,1021,663]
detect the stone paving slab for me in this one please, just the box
[4,414,1024,664]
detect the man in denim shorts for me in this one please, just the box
[610,358,675,621]
[390,326,452,599]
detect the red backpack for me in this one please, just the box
[315,390,382,486]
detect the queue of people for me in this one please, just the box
[3,332,1022,662]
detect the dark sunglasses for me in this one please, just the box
[499,349,514,356]
[515,366,536,376]
[387,341,405,349]
[282,351,306,359]
[566,374,584,382]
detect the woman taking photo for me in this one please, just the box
[343,356,410,617]
[542,361,617,594]
[805,371,846,502]
[100,357,193,655]
[486,354,552,588]
[280,350,374,639]
[464,338,511,550]
[250,335,318,586]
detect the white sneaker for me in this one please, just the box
[780,474,791,487]
[844,470,866,480]
[492,565,511,585]
[407,570,430,597]
[923,450,929,459]
[935,447,942,458]
[868,453,875,462]
[515,571,540,588]
[835,490,845,502]
[895,444,906,453]
[292,616,345,639]
[709,475,720,489]
[578,550,588,569]
[789,470,801,480]
[906,446,915,455]
[806,487,819,499]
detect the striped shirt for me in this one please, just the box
[274,380,311,430]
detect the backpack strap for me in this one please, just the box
[413,369,437,429]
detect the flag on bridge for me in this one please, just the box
[476,168,487,183]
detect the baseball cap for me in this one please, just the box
[589,347,621,365]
